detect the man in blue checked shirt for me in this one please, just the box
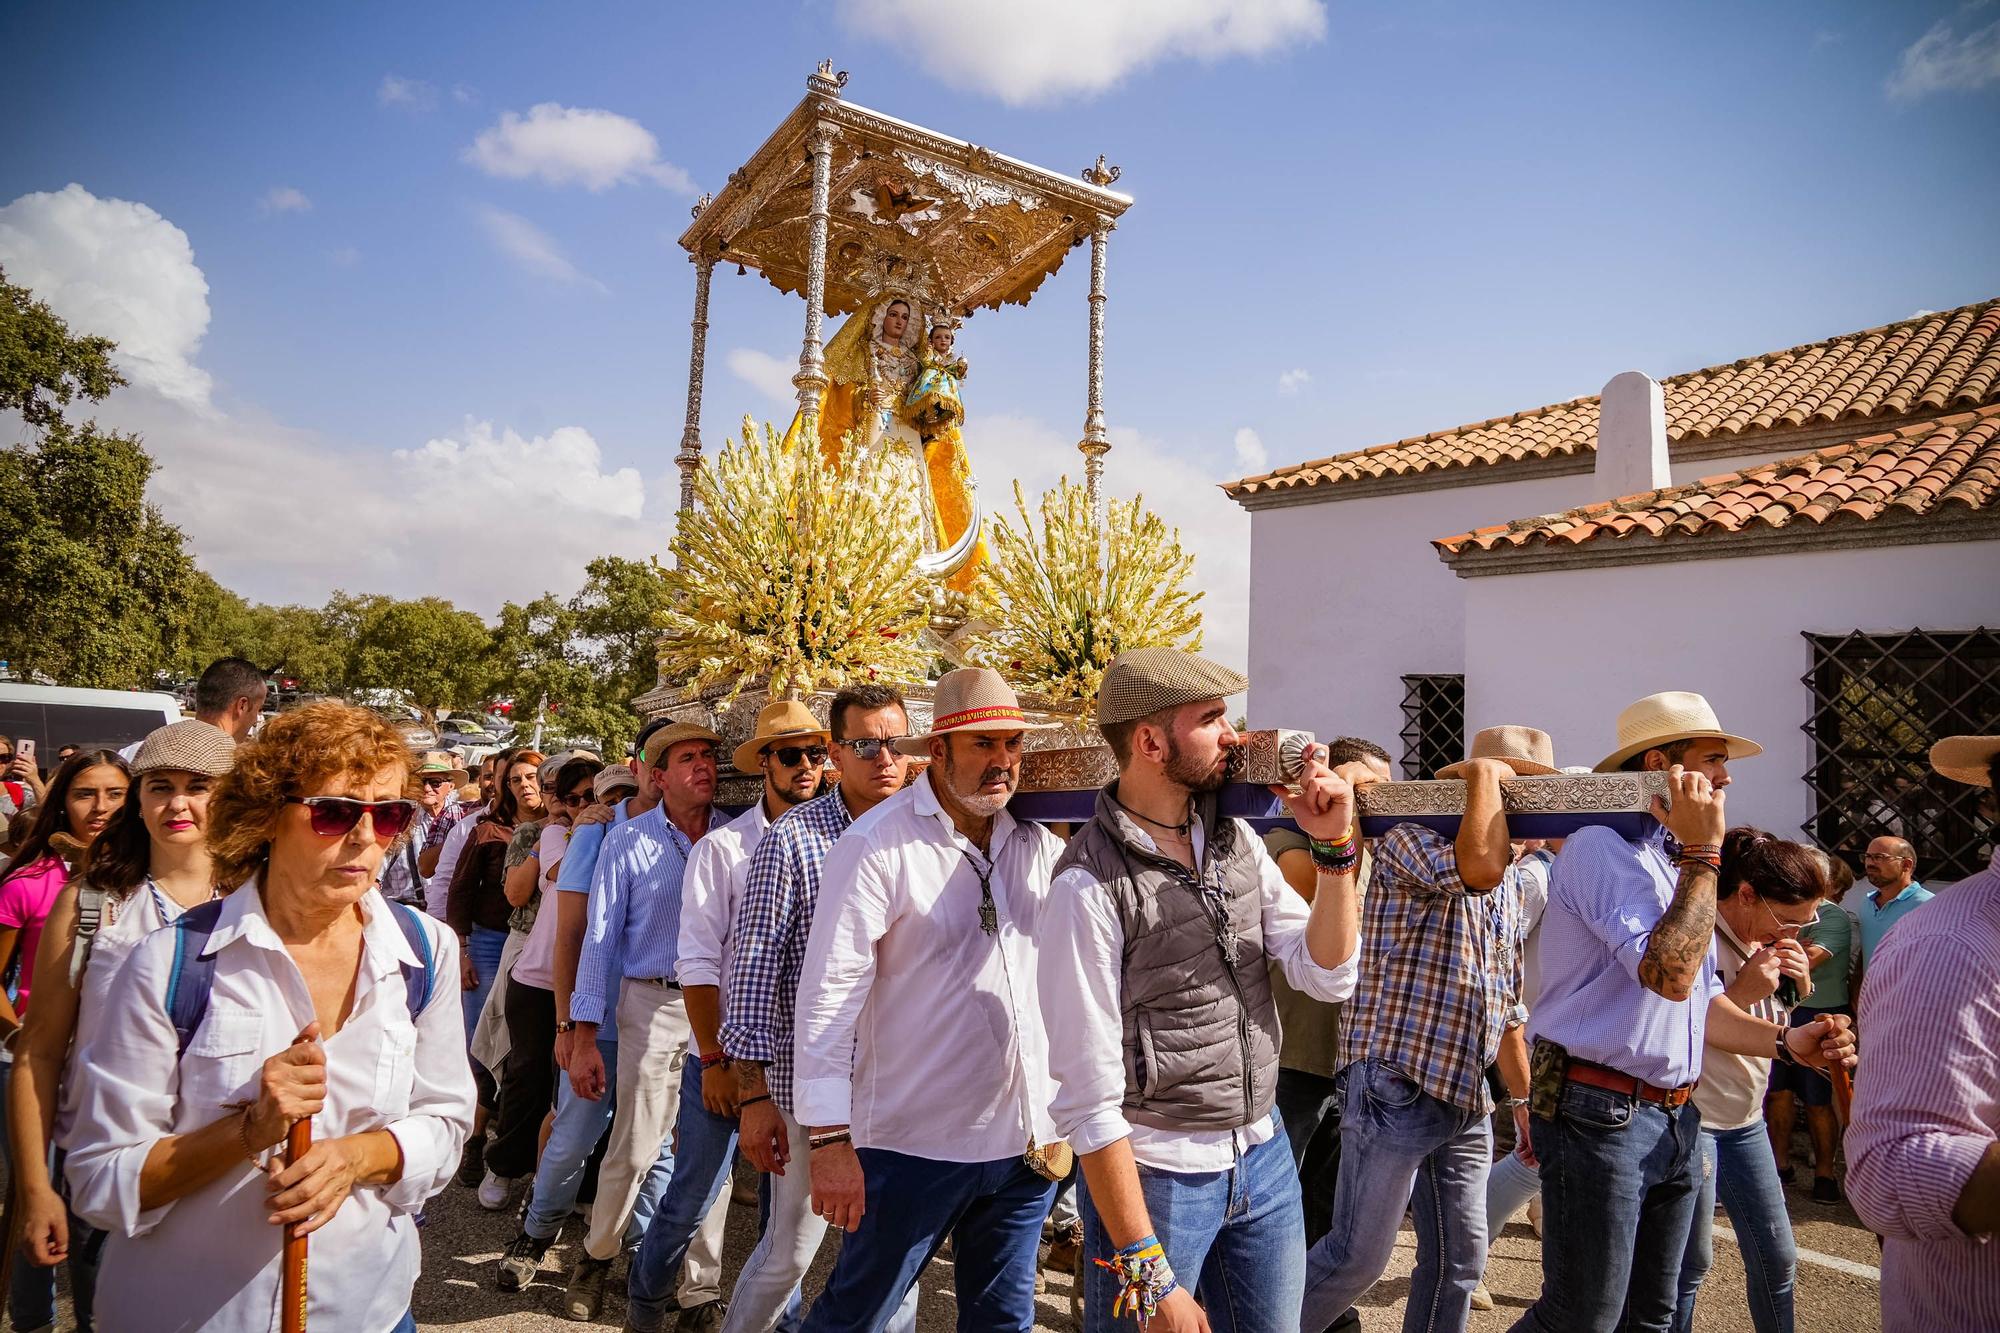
[721,683,917,1333]
[559,721,730,1322]
[1300,727,1544,1332]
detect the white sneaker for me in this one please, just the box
[1470,1284,1494,1311]
[1527,1193,1543,1237]
[478,1170,512,1211]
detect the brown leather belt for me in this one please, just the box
[1566,1059,1696,1109]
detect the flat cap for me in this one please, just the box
[131,719,236,777]
[1096,648,1249,726]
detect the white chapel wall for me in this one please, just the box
[1458,539,2000,840]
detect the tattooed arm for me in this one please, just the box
[1637,765,1729,1003]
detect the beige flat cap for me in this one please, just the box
[130,719,235,777]
[1096,648,1248,727]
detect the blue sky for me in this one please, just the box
[3,0,1997,670]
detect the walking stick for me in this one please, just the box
[1829,1062,1855,1129]
[282,1118,311,1333]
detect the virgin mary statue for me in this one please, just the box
[782,293,923,463]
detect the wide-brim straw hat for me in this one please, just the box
[130,719,235,777]
[1930,734,2000,787]
[415,750,469,785]
[1595,691,1763,772]
[895,667,1057,756]
[732,700,833,774]
[1437,725,1559,780]
[1096,648,1249,727]
[639,722,723,768]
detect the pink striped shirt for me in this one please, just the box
[1845,846,2000,1333]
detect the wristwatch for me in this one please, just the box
[554,1019,577,1034]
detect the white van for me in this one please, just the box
[0,683,182,764]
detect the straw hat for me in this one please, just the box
[638,722,723,769]
[593,763,638,800]
[1930,735,2000,787]
[1595,691,1763,772]
[130,720,235,777]
[1096,648,1249,727]
[1437,725,1558,780]
[731,700,832,774]
[415,750,469,785]
[895,668,1057,756]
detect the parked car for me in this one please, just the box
[0,684,182,762]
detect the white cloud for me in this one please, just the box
[258,186,311,216]
[398,420,645,521]
[452,83,479,106]
[838,0,1327,104]
[0,184,213,409]
[465,104,695,193]
[1277,367,1311,395]
[1232,426,1268,473]
[1887,18,2000,99]
[473,205,607,292]
[378,74,437,110]
[975,413,1254,676]
[727,348,799,405]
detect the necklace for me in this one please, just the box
[1112,793,1194,837]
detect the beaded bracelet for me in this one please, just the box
[1308,832,1360,874]
[1092,1235,1179,1328]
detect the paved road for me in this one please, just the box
[3,1156,1884,1330]
[405,1158,1884,1333]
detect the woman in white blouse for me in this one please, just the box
[66,701,475,1333]
[7,719,235,1325]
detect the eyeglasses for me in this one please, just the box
[1758,898,1816,938]
[768,744,829,767]
[556,788,593,808]
[833,737,906,761]
[286,796,420,840]
[419,774,456,789]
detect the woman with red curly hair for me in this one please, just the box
[64,701,475,1333]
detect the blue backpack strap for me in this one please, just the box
[165,899,229,1060]
[389,901,435,1022]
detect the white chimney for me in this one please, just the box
[1595,370,1670,500]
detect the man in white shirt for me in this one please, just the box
[1038,648,1362,1333]
[624,701,830,1333]
[794,668,1064,1331]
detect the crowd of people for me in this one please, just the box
[0,651,1991,1333]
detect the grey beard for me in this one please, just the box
[956,789,1012,817]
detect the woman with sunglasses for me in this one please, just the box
[0,748,127,1330]
[477,753,603,1208]
[7,723,232,1330]
[64,701,474,1333]
[1671,827,1831,1333]
[446,747,545,1183]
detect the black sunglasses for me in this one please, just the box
[286,796,420,840]
[767,744,829,767]
[419,774,457,789]
[555,787,593,807]
[833,737,906,761]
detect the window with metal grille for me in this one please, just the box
[1400,674,1465,780]
[1803,628,1999,882]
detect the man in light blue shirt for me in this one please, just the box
[564,722,728,1322]
[1510,692,1854,1333]
[1856,836,1932,988]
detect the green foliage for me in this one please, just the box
[347,597,496,729]
[488,558,673,755]
[0,271,125,428]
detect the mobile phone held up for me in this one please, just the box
[15,738,34,769]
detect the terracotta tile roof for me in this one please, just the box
[1226,299,2000,500]
[1433,403,2000,557]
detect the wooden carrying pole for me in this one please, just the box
[1829,1063,1855,1128]
[282,1119,311,1333]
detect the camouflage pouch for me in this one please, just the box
[1529,1036,1571,1121]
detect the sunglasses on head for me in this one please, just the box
[286,796,421,840]
[767,744,829,767]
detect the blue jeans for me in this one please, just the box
[800,1149,1055,1333]
[1484,1146,1540,1237]
[1505,1083,1703,1333]
[0,1060,100,1332]
[626,1059,740,1329]
[462,924,508,1055]
[1302,1061,1491,1333]
[1082,1116,1305,1333]
[1672,1123,1796,1333]
[521,1036,671,1247]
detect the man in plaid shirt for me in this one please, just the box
[721,683,915,1333]
[1300,728,1546,1332]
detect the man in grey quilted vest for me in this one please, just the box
[1040,648,1365,1333]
